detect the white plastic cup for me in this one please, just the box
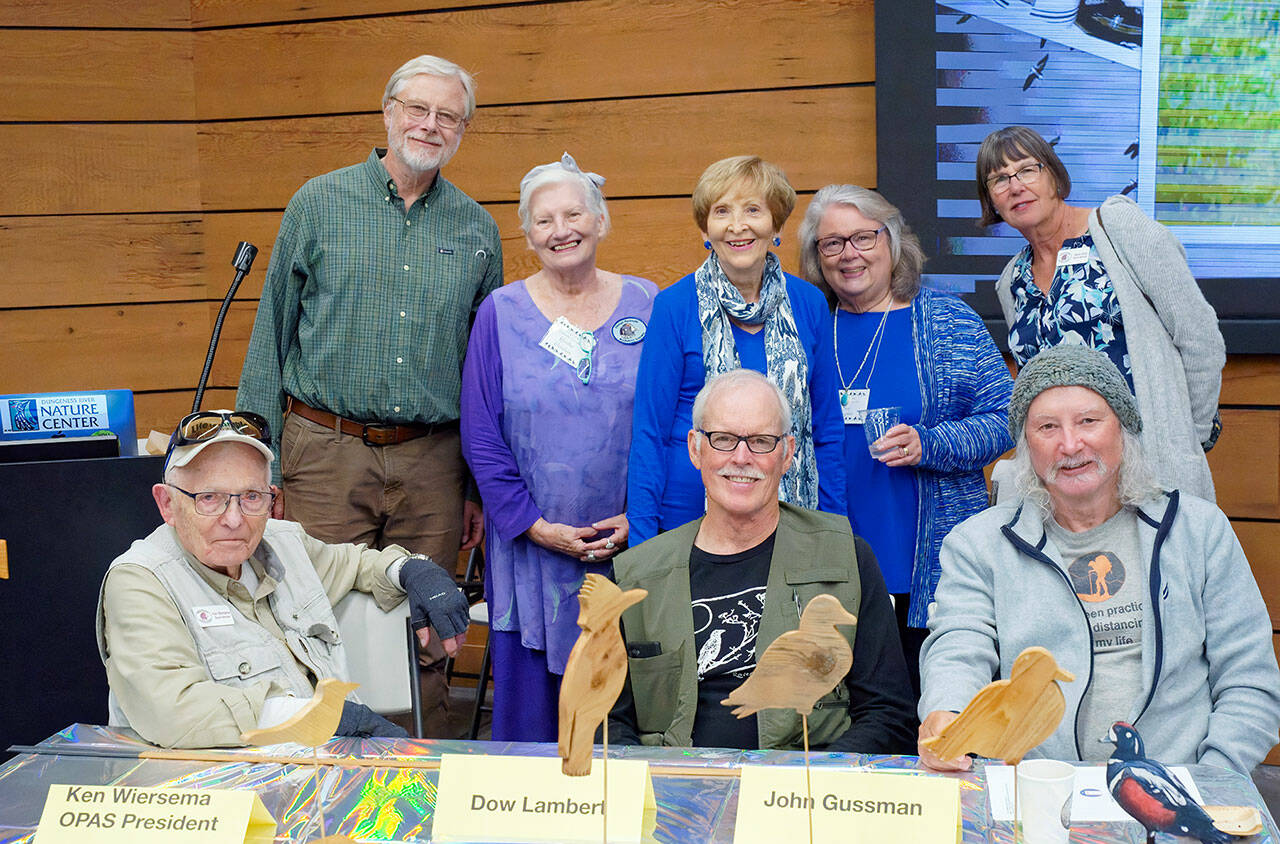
[1016,759,1074,844]
[864,407,901,458]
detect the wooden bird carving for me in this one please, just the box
[241,678,359,748]
[921,646,1073,765]
[721,594,856,718]
[558,574,647,776]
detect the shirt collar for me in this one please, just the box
[366,147,443,205]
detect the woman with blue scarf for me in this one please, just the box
[628,156,846,546]
[798,185,1013,695]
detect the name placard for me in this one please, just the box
[734,766,960,844]
[432,754,655,843]
[37,784,275,843]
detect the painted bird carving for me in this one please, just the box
[1107,722,1232,844]
[921,646,1073,765]
[721,594,856,718]
[241,677,359,748]
[558,574,647,776]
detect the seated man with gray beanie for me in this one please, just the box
[917,345,1280,774]
[96,410,471,748]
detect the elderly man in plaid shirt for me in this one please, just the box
[237,54,502,735]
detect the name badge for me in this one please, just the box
[1056,245,1090,266]
[539,316,596,369]
[193,606,234,628]
[840,388,870,425]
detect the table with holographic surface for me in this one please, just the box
[0,725,1275,842]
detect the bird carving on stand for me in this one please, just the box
[1107,721,1250,843]
[920,646,1074,765]
[558,574,647,776]
[721,594,856,718]
[241,678,361,844]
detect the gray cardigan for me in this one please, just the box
[920,491,1280,774]
[996,195,1224,500]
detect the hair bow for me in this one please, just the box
[520,151,606,194]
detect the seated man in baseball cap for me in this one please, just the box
[96,410,470,748]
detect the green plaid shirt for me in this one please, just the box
[237,150,503,474]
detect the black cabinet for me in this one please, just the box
[0,456,163,755]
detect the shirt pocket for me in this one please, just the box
[206,643,285,684]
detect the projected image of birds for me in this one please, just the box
[721,594,856,718]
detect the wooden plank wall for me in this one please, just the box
[0,0,874,438]
[1,1,1278,743]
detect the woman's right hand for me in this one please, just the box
[526,518,598,561]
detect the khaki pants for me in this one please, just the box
[281,411,467,737]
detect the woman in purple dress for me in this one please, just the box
[461,153,657,741]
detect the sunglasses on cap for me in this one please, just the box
[163,410,272,464]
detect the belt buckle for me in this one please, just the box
[361,424,396,446]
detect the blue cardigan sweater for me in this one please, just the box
[627,271,847,546]
[901,287,1013,627]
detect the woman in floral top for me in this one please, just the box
[976,126,1224,501]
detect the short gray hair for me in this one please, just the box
[383,55,477,120]
[517,159,610,237]
[1012,428,1162,515]
[691,369,792,436]
[797,185,925,309]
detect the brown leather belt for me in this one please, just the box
[285,396,457,446]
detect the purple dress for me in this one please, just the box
[461,276,657,739]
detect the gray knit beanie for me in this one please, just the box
[1008,345,1142,438]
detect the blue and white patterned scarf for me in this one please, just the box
[695,250,818,508]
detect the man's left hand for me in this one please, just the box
[400,556,470,655]
[460,500,484,551]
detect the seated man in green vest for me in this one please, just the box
[96,410,471,748]
[609,370,916,752]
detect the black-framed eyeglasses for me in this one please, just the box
[816,227,886,257]
[388,96,465,130]
[169,485,276,517]
[698,430,785,454]
[986,162,1045,195]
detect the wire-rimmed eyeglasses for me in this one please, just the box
[986,162,1045,195]
[169,485,276,517]
[388,96,465,130]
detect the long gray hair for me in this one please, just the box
[1011,427,1163,514]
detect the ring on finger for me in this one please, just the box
[586,551,597,561]
[604,540,616,550]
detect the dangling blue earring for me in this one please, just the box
[704,240,712,250]
[772,236,782,247]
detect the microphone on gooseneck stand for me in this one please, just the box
[192,242,259,413]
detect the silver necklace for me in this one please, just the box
[834,294,893,393]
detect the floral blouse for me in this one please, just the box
[1007,233,1135,392]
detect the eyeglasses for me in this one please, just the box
[698,430,785,454]
[816,227,886,257]
[169,485,276,517]
[986,162,1045,195]
[388,96,465,130]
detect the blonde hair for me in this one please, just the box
[691,156,796,232]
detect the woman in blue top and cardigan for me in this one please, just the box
[798,185,1013,694]
[628,156,847,546]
